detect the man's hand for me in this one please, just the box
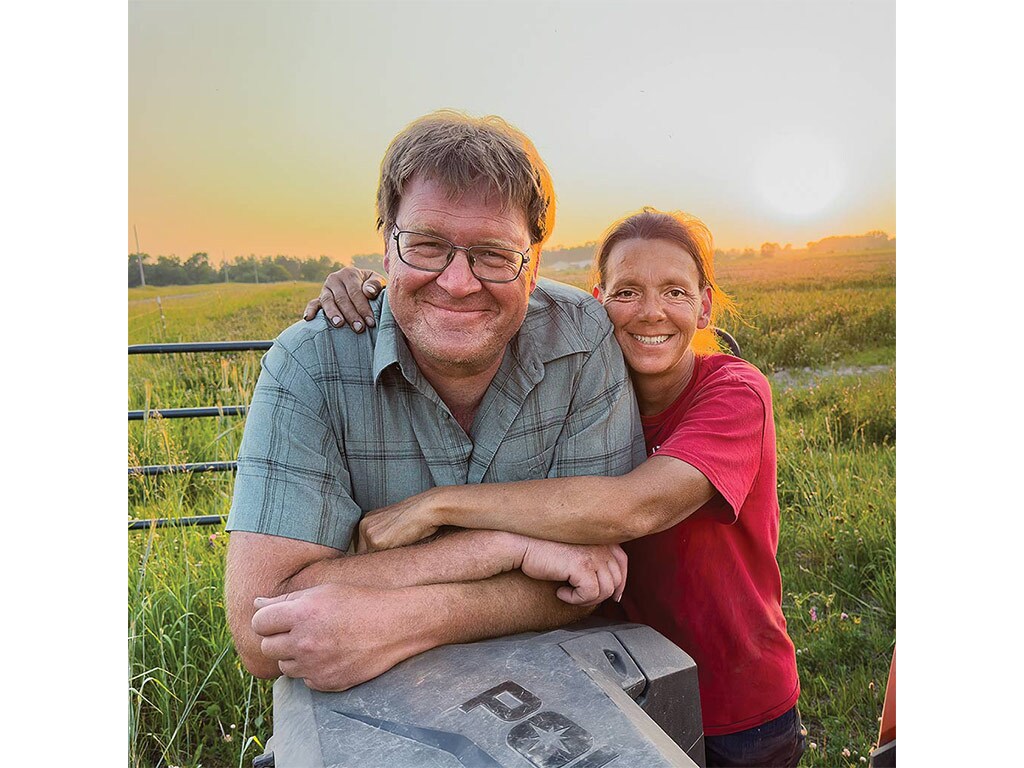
[303,267,387,332]
[514,538,628,606]
[251,582,428,692]
[357,493,442,554]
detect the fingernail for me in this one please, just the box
[365,316,375,328]
[254,597,267,606]
[365,285,377,296]
[332,316,342,326]
[615,595,621,603]
[352,321,363,331]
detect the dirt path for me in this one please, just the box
[769,364,893,388]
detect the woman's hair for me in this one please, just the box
[593,207,738,355]
[376,110,556,248]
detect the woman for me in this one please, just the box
[306,207,805,767]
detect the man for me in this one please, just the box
[225,111,645,692]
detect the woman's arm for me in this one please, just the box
[357,455,717,552]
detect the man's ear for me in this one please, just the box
[382,233,392,273]
[696,285,713,329]
[527,249,540,293]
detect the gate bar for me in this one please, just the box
[129,406,249,421]
[129,340,272,355]
[129,461,238,477]
[129,515,227,530]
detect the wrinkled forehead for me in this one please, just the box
[603,237,703,283]
[396,173,532,242]
[406,172,527,218]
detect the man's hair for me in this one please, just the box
[376,110,556,247]
[593,207,739,355]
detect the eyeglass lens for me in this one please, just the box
[396,231,525,282]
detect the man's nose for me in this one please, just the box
[435,249,482,297]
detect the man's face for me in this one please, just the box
[384,174,538,378]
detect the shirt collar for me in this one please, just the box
[371,292,411,384]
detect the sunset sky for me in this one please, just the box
[129,0,894,262]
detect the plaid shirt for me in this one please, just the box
[226,278,645,550]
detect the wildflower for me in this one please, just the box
[853,616,862,624]
[861,758,868,763]
[868,681,875,690]
[809,607,818,621]
[840,612,849,620]
[843,748,851,757]
[810,742,817,750]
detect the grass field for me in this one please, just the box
[129,248,895,767]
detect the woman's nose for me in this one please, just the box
[636,295,666,321]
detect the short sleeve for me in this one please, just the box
[226,341,363,550]
[653,372,769,524]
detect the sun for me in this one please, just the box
[754,132,846,219]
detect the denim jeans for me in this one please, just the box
[703,705,806,767]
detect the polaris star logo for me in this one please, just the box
[461,681,619,767]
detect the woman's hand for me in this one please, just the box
[303,268,387,332]
[514,536,628,606]
[357,494,443,554]
[356,500,628,606]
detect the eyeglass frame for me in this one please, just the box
[391,226,533,284]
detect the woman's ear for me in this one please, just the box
[592,284,604,302]
[696,285,713,329]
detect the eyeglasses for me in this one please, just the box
[392,228,531,284]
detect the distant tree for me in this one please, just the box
[760,242,781,258]
[864,230,893,249]
[301,255,343,282]
[184,252,217,284]
[273,255,304,280]
[808,231,893,255]
[128,253,149,288]
[262,260,292,282]
[147,255,187,286]
[352,253,385,274]
[742,248,756,259]
[542,242,598,266]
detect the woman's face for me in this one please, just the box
[597,237,712,383]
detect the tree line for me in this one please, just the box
[129,231,895,287]
[127,253,386,287]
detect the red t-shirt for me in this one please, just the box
[601,354,799,736]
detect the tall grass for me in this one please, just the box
[774,371,896,764]
[129,254,895,767]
